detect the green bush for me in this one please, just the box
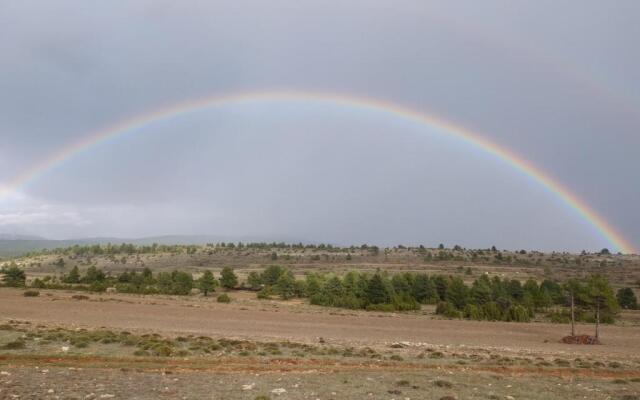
[433,379,452,388]
[23,290,40,297]
[1,264,26,287]
[217,293,231,303]
[435,301,461,318]
[2,339,26,349]
[481,301,503,321]
[366,303,396,312]
[151,344,173,357]
[463,304,483,320]
[257,288,272,299]
[506,305,531,322]
[31,278,46,289]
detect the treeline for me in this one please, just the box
[0,263,212,296]
[24,243,199,258]
[21,242,358,258]
[2,263,636,323]
[238,267,632,320]
[31,266,198,295]
[21,264,242,297]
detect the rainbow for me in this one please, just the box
[0,90,635,253]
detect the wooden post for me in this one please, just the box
[595,301,600,339]
[570,292,575,336]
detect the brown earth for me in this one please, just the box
[2,288,639,360]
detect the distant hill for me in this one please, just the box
[0,233,47,241]
[0,234,296,258]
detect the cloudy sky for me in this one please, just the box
[0,1,638,252]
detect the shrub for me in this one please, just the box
[73,340,89,348]
[392,293,421,311]
[433,380,452,388]
[435,301,461,318]
[275,272,296,300]
[23,290,40,297]
[506,305,531,322]
[2,339,26,349]
[257,288,272,300]
[217,293,231,303]
[260,265,285,286]
[481,301,503,321]
[31,278,46,289]
[366,303,396,312]
[151,344,173,357]
[246,272,262,290]
[463,304,483,320]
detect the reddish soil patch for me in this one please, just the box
[561,335,601,345]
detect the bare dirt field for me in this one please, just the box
[1,288,639,359]
[3,247,640,399]
[1,287,640,399]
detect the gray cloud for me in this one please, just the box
[0,0,638,252]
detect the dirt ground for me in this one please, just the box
[1,288,639,359]
[2,288,640,399]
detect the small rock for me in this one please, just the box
[47,389,54,393]
[271,388,287,395]
[242,383,255,391]
[61,346,69,352]
[0,371,10,376]
[100,395,115,399]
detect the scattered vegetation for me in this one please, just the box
[0,263,26,287]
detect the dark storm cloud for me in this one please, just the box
[0,0,638,251]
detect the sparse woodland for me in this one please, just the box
[2,243,637,332]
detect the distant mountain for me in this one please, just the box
[0,233,47,241]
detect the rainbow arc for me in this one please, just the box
[0,90,634,253]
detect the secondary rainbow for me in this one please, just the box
[1,90,635,253]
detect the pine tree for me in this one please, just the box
[220,267,238,289]
[276,272,296,300]
[617,288,638,310]
[446,277,469,309]
[1,263,26,287]
[198,270,217,296]
[587,275,618,338]
[366,274,389,305]
[65,266,80,284]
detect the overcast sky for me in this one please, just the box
[0,1,638,252]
